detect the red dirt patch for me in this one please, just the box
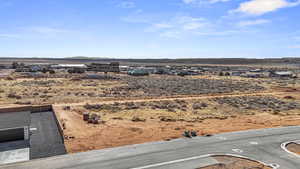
[54,105,300,153]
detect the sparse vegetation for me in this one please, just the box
[107,76,265,97]
[0,64,299,154]
[213,96,300,113]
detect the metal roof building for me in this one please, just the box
[51,64,87,69]
[270,71,294,77]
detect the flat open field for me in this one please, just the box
[1,71,300,153]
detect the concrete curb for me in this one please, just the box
[281,140,300,158]
[131,153,279,169]
[224,153,279,169]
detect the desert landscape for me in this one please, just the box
[2,0,300,167]
[0,60,299,153]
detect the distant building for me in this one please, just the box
[270,71,294,78]
[87,62,120,73]
[13,63,52,72]
[15,68,31,72]
[231,71,244,76]
[241,72,269,78]
[143,67,156,74]
[51,64,87,69]
[154,68,170,75]
[250,69,262,73]
[128,69,149,76]
[0,111,30,143]
[120,66,130,72]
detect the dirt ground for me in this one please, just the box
[199,155,271,169]
[52,78,300,153]
[1,71,300,154]
[287,143,300,155]
[61,113,300,153]
[58,94,300,153]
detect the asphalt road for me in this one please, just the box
[1,126,299,169]
[30,111,66,159]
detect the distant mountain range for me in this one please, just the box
[0,57,299,66]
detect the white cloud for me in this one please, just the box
[123,12,209,38]
[183,22,205,30]
[122,11,253,39]
[121,10,154,23]
[159,31,181,38]
[183,0,194,3]
[118,1,135,8]
[195,29,255,36]
[148,15,209,38]
[176,16,205,24]
[183,0,230,4]
[28,26,71,34]
[153,23,173,29]
[232,0,300,15]
[145,23,173,32]
[237,19,270,27]
[175,16,207,30]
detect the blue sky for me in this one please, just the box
[0,0,300,58]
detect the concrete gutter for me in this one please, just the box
[281,140,300,158]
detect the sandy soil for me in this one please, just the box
[56,104,300,153]
[50,76,300,153]
[287,143,300,155]
[199,155,271,169]
[1,73,300,154]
